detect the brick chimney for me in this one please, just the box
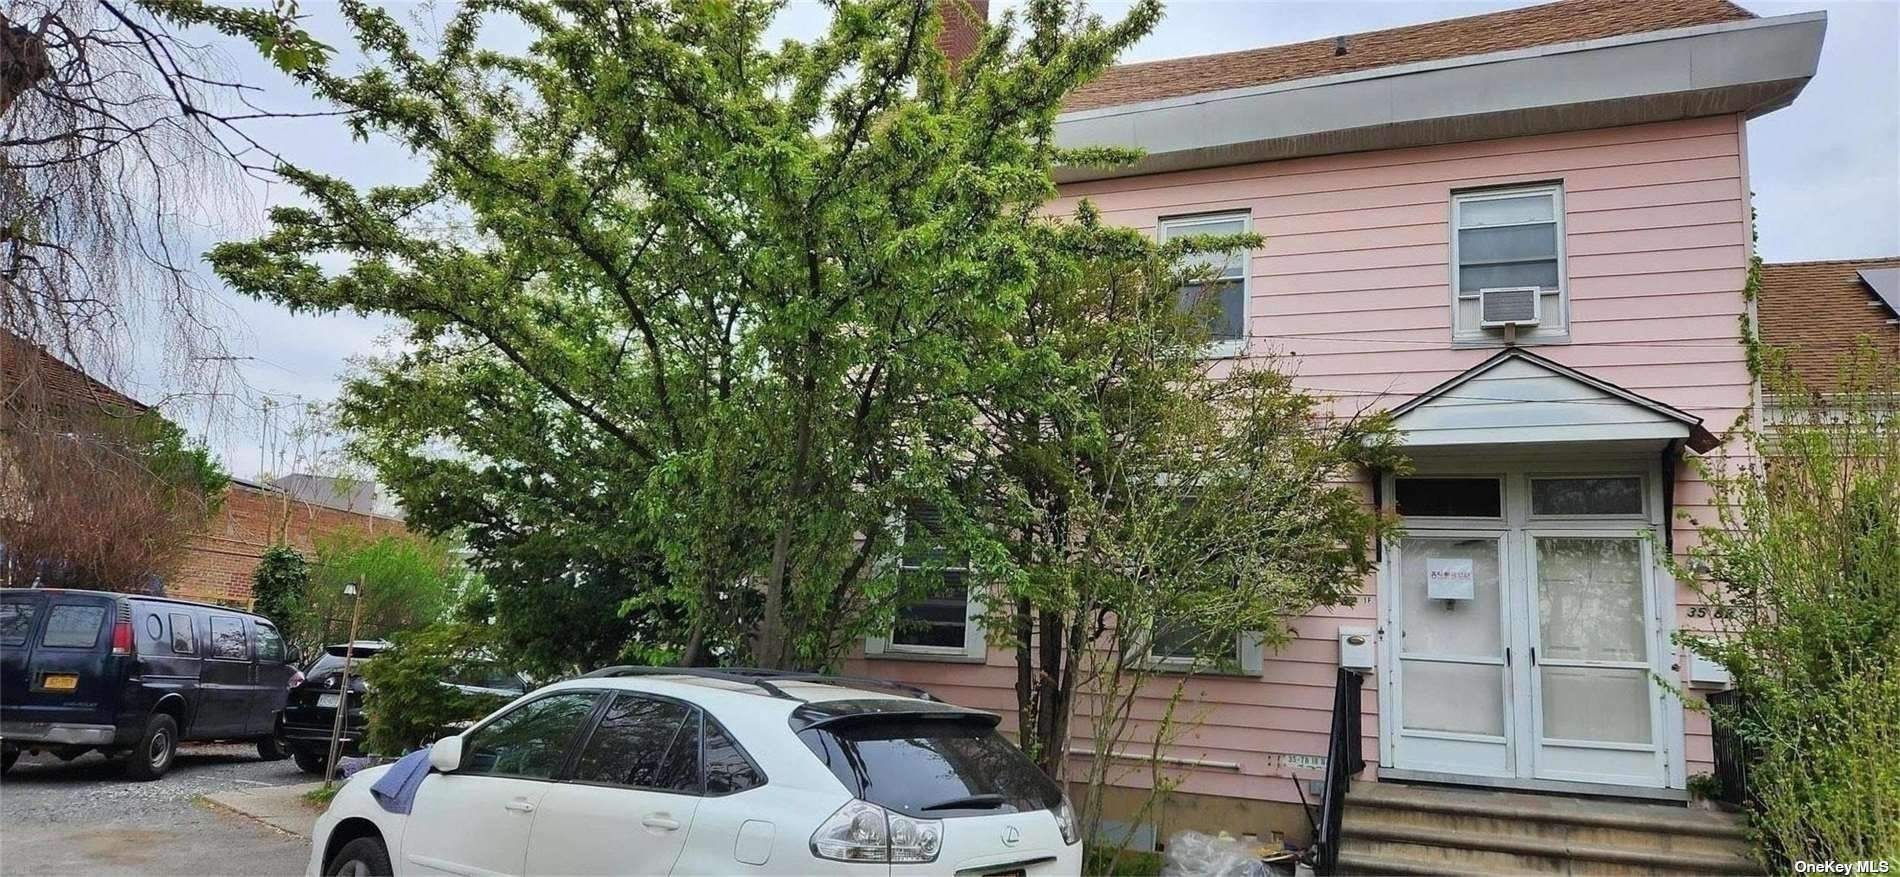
[936,0,988,68]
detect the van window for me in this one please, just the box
[1,601,38,646]
[42,604,108,649]
[254,622,286,663]
[209,615,248,660]
[168,614,196,655]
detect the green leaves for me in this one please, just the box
[210,0,1159,670]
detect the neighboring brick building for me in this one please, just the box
[166,476,407,607]
[2,331,408,605]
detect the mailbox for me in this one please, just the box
[1338,626,1375,671]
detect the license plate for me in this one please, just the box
[316,693,341,709]
[40,673,78,691]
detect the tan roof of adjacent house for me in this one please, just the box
[1064,0,1756,112]
[1758,258,1900,392]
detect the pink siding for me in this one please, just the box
[859,115,1753,805]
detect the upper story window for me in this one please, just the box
[1451,184,1567,344]
[1159,212,1250,357]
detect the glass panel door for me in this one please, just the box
[1393,535,1513,777]
[1529,535,1665,786]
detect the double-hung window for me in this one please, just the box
[864,503,986,661]
[1451,184,1567,343]
[1143,615,1267,676]
[1159,212,1250,356]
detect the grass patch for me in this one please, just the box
[302,784,341,808]
[1084,845,1164,876]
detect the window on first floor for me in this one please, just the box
[1143,616,1265,676]
[1451,184,1567,343]
[866,503,985,661]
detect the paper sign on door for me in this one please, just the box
[1426,558,1475,600]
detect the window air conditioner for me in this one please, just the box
[1478,286,1541,328]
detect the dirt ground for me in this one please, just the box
[0,743,312,876]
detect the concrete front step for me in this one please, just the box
[1344,822,1759,875]
[1347,781,1750,839]
[1336,781,1760,876]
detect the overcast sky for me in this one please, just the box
[144,0,1900,482]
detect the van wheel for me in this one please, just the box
[325,837,392,877]
[293,747,327,775]
[1,748,18,775]
[257,735,290,762]
[122,713,178,781]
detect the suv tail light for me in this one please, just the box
[810,800,942,864]
[1053,793,1079,845]
[110,618,135,656]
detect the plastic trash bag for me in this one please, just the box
[1160,830,1268,877]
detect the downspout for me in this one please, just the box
[1369,468,1384,563]
[1660,439,1679,552]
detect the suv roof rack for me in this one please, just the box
[577,665,936,703]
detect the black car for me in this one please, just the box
[280,641,527,774]
[0,588,299,780]
[280,640,389,774]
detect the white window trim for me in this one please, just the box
[1449,183,1569,346]
[863,510,987,663]
[1159,211,1251,359]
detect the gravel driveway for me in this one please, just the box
[0,743,313,876]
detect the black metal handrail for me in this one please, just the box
[1313,667,1365,875]
[1706,689,1752,807]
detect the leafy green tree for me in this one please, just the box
[934,206,1402,844]
[1670,344,1900,866]
[292,533,458,652]
[361,621,514,755]
[208,0,1159,669]
[251,544,310,633]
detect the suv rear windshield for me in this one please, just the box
[304,647,387,677]
[796,716,1061,818]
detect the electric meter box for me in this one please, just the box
[1338,626,1376,671]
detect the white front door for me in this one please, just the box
[1384,469,1673,789]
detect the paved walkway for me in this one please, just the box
[204,781,327,839]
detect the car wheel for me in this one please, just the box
[325,837,392,877]
[1,747,18,775]
[256,735,290,762]
[122,713,178,781]
[293,747,327,775]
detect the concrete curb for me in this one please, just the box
[203,781,326,840]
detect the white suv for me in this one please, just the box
[307,668,1082,876]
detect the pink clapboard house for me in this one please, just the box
[851,0,1826,869]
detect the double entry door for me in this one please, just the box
[1384,472,1671,789]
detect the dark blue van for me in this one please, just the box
[0,588,299,780]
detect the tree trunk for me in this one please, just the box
[0,14,51,117]
[1015,595,1036,752]
[1034,607,1063,775]
[757,354,821,670]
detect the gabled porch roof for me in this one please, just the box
[1388,348,1720,454]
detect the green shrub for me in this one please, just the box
[290,533,459,654]
[252,545,309,636]
[361,622,513,755]
[1673,345,1900,866]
